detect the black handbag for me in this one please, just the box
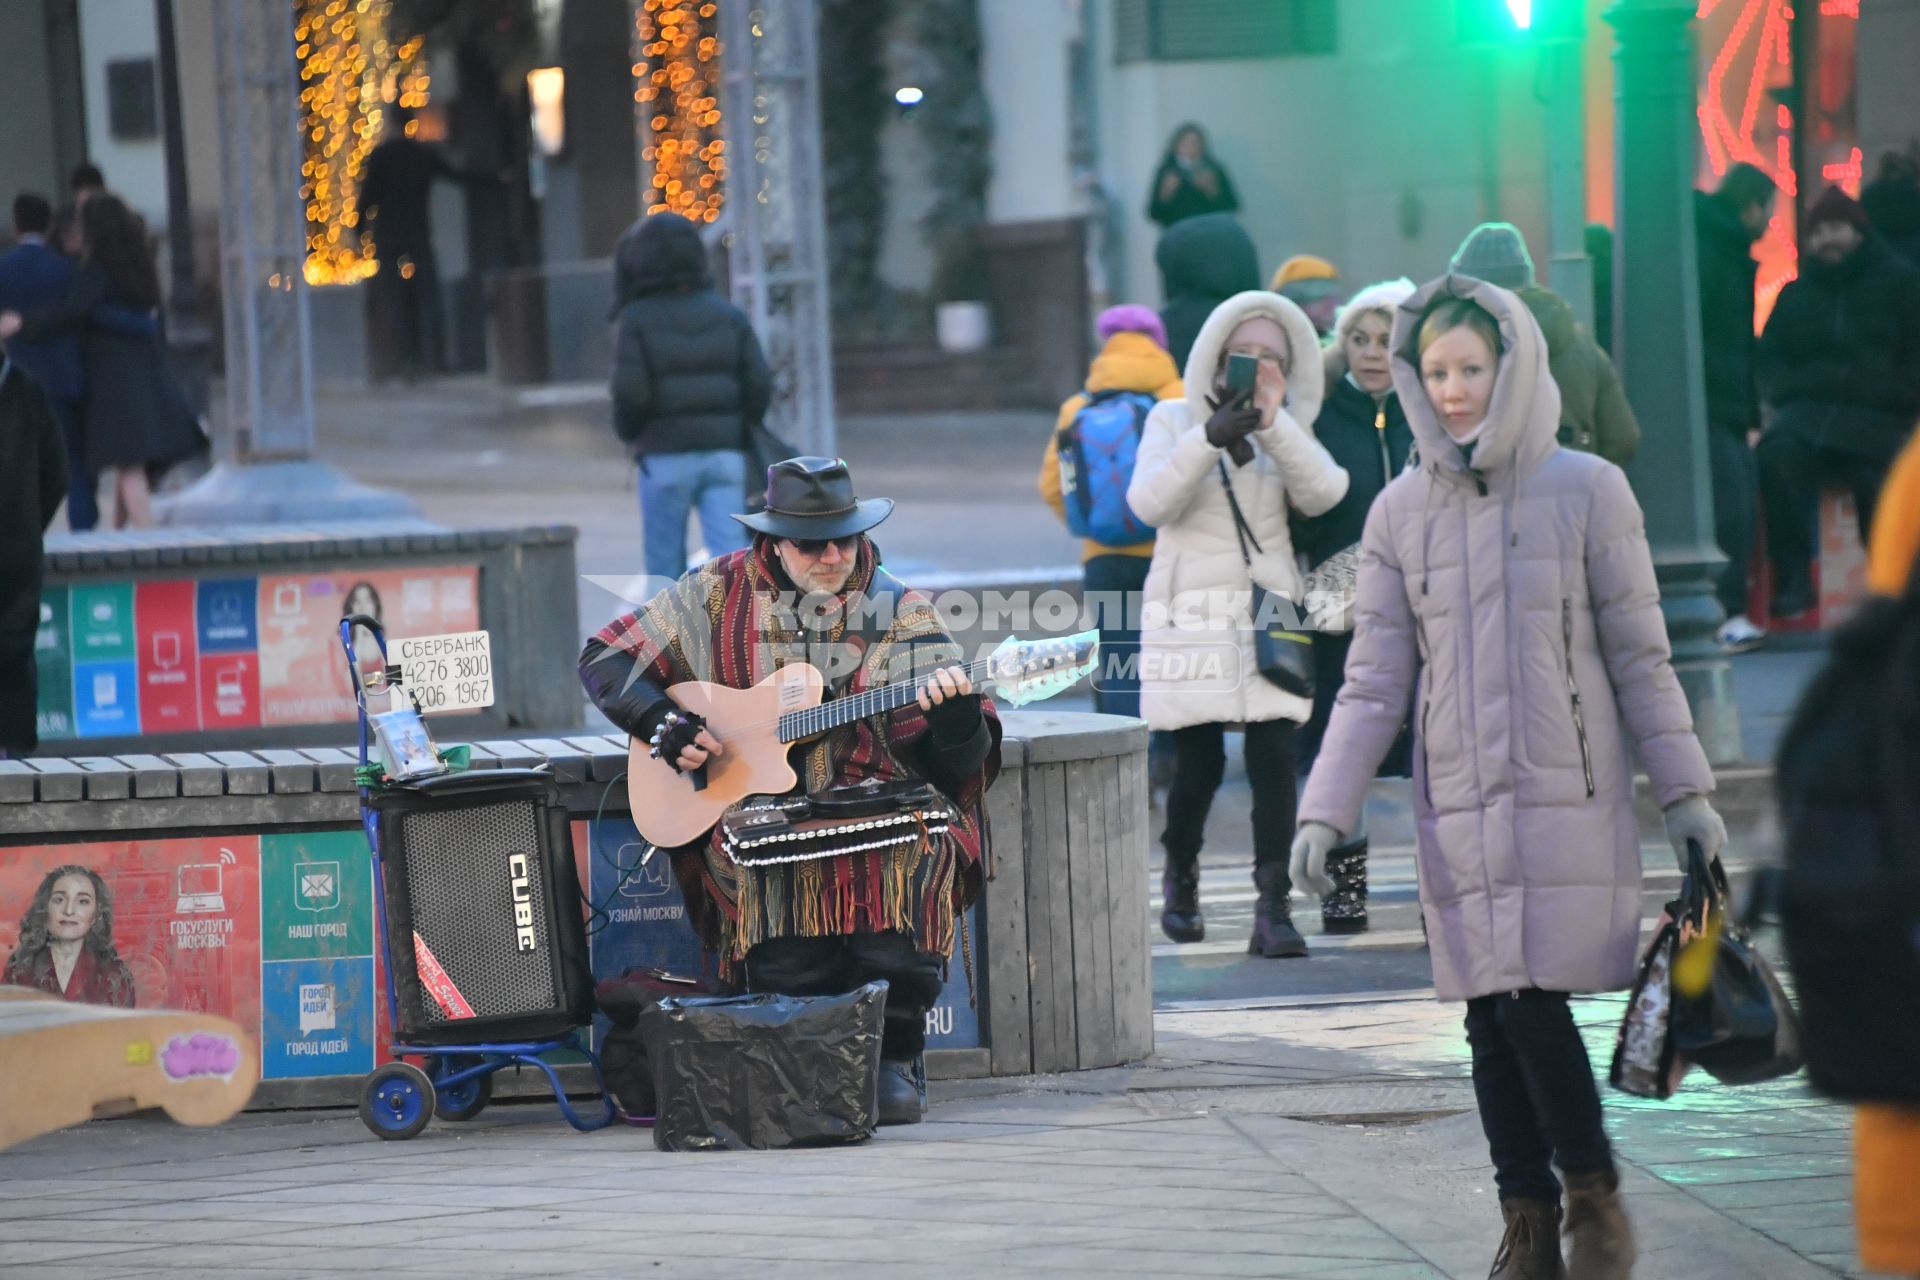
[1217,460,1314,699]
[1669,841,1804,1086]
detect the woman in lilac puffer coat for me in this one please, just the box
[1292,276,1728,1279]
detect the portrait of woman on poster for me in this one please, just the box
[342,580,385,680]
[3,865,137,1006]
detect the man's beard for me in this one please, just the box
[789,561,855,595]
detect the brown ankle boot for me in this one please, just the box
[1562,1170,1636,1279]
[1490,1198,1566,1279]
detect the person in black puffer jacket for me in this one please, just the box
[1155,212,1259,370]
[1289,278,1417,934]
[611,212,772,585]
[1695,163,1776,650]
[1757,186,1920,618]
[1862,146,1920,270]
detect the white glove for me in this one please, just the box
[1662,795,1727,867]
[1289,822,1341,898]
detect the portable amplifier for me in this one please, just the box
[371,769,592,1044]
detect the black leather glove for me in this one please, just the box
[645,706,709,774]
[1205,391,1260,466]
[1205,390,1260,448]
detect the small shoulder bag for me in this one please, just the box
[1216,460,1315,699]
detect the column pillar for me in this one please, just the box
[717,0,836,458]
[162,0,415,524]
[1606,0,1742,763]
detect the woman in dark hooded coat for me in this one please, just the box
[1147,124,1240,230]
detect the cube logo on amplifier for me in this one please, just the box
[508,852,537,952]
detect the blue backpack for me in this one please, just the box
[1057,389,1157,546]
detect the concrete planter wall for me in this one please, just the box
[0,710,1151,1108]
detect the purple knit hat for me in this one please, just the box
[1096,304,1169,351]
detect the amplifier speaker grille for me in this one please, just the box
[400,799,558,1025]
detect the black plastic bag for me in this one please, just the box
[1669,844,1803,1087]
[639,981,886,1151]
[595,967,718,1120]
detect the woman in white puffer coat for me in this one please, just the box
[1128,290,1349,957]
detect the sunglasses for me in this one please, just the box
[785,534,861,557]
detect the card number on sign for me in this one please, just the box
[392,630,496,713]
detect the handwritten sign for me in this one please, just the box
[391,630,495,714]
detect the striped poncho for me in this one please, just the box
[583,537,1000,979]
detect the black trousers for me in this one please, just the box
[1084,554,1174,778]
[1707,428,1758,618]
[1464,989,1615,1203]
[1756,422,1889,603]
[1162,719,1296,877]
[745,930,943,1061]
[371,250,446,380]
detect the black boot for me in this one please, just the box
[877,1055,925,1126]
[1160,859,1204,943]
[1320,837,1370,934]
[1249,863,1308,958]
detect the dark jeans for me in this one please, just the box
[745,930,943,1061]
[1163,719,1297,876]
[50,396,96,531]
[1084,553,1173,778]
[1298,631,1412,780]
[1464,989,1615,1203]
[1757,420,1890,606]
[1707,427,1757,617]
[1084,553,1148,719]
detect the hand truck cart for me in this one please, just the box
[339,614,616,1140]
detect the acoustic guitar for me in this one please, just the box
[625,631,1099,847]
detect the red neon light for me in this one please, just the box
[1821,146,1864,196]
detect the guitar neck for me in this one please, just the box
[778,656,994,743]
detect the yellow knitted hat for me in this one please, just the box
[1269,254,1340,291]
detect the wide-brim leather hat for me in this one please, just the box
[733,456,894,540]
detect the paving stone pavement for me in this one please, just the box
[0,992,1872,1279]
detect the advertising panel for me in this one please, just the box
[259,568,480,726]
[34,587,73,741]
[135,581,200,735]
[33,565,479,740]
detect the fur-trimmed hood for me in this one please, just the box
[1323,277,1417,384]
[1181,290,1326,429]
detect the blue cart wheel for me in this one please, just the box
[359,1062,434,1140]
[432,1055,493,1122]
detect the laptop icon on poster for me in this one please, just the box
[176,863,227,914]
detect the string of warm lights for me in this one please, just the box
[296,0,430,286]
[633,0,725,221]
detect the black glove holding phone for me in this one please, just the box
[1206,353,1262,465]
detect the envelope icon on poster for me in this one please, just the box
[295,861,340,912]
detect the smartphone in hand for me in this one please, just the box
[1225,352,1259,399]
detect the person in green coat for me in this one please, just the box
[1450,222,1641,467]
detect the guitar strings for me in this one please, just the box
[652,644,1089,746]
